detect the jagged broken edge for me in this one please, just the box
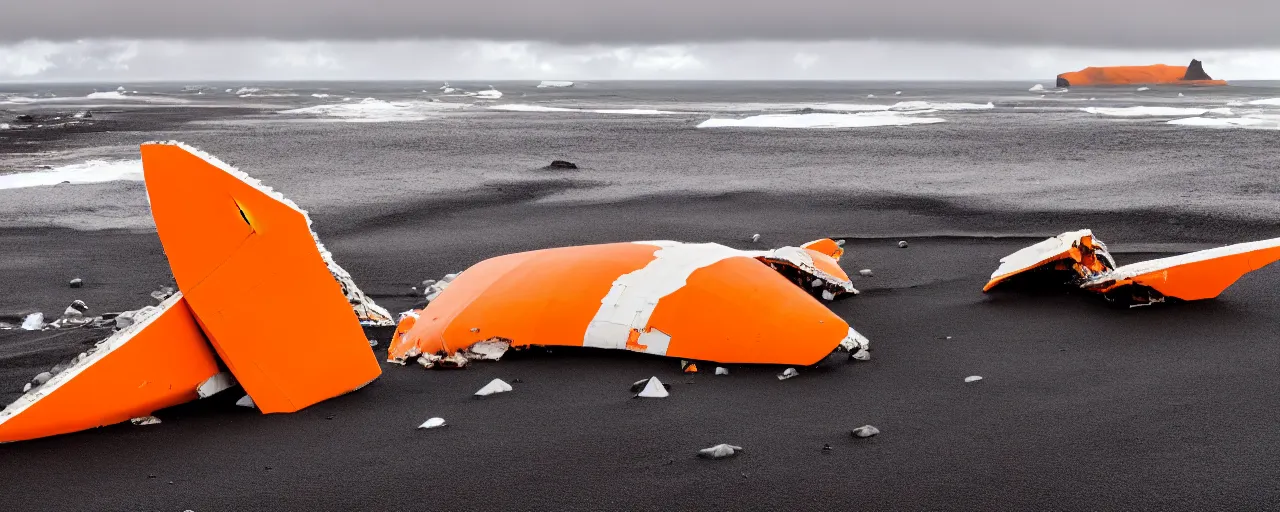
[0,293,185,429]
[143,141,393,326]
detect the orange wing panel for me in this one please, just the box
[0,296,219,443]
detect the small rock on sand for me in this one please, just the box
[418,417,446,429]
[858,269,873,277]
[544,160,578,170]
[898,241,909,248]
[68,278,83,288]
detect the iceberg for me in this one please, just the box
[536,81,575,88]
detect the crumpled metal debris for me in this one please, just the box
[698,444,743,459]
[130,416,161,426]
[20,313,44,331]
[985,230,1280,306]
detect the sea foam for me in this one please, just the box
[280,98,466,122]
[1082,106,1232,117]
[0,160,144,190]
[1167,116,1280,130]
[489,104,678,115]
[537,81,575,88]
[697,112,945,129]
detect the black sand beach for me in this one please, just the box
[4,186,1280,510]
[5,83,1280,510]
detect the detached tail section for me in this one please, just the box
[142,143,381,413]
[1055,59,1227,87]
[1,143,383,442]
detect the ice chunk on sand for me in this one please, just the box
[235,395,257,408]
[751,234,761,242]
[635,376,669,398]
[1136,87,1150,91]
[777,368,799,380]
[715,367,729,376]
[21,312,44,330]
[851,425,880,438]
[858,269,873,277]
[964,375,983,383]
[475,378,513,396]
[418,417,446,429]
[698,444,743,459]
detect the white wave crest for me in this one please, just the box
[311,93,332,98]
[279,98,466,122]
[1167,116,1280,130]
[86,91,128,99]
[466,88,503,99]
[0,160,143,190]
[889,101,994,112]
[537,81,575,88]
[1029,84,1045,92]
[489,104,678,115]
[235,87,260,95]
[1082,106,1232,117]
[697,112,945,129]
[1245,98,1280,106]
[0,123,9,130]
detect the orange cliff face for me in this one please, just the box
[1056,59,1227,87]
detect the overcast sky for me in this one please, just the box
[3,0,1279,81]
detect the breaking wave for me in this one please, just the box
[537,81,575,88]
[1082,106,1233,117]
[0,160,143,190]
[1167,116,1280,130]
[489,104,679,115]
[279,98,467,122]
[697,112,946,129]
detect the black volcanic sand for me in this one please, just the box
[4,186,1280,510]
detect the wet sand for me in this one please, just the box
[4,187,1280,510]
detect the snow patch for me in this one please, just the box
[1166,116,1280,130]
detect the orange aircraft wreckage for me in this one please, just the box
[983,229,1280,305]
[388,238,871,369]
[0,142,390,443]
[1056,59,1227,88]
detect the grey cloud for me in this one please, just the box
[2,0,1278,48]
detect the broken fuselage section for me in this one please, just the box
[984,229,1280,306]
[389,239,870,369]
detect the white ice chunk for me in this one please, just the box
[715,367,729,376]
[851,425,880,438]
[196,372,237,399]
[698,443,743,459]
[777,368,799,380]
[636,376,669,398]
[235,395,257,408]
[418,417,446,429]
[1136,87,1150,91]
[751,234,761,243]
[859,269,873,277]
[1029,84,1045,92]
[20,312,44,330]
[821,290,836,301]
[536,80,575,88]
[964,376,983,383]
[475,378,513,396]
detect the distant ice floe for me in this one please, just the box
[234,87,259,95]
[467,88,503,99]
[279,97,466,122]
[1136,87,1150,91]
[1167,116,1280,130]
[85,91,129,100]
[1081,106,1232,117]
[0,160,143,190]
[489,104,678,115]
[311,93,332,98]
[1243,98,1280,106]
[1029,84,1045,92]
[697,112,946,129]
[537,80,575,88]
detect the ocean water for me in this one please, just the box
[2,80,1279,230]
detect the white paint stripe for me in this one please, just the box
[583,242,746,354]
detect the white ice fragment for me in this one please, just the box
[851,348,871,361]
[22,382,32,393]
[867,94,876,98]
[751,234,761,243]
[21,312,44,330]
[715,367,729,376]
[810,278,825,288]
[536,80,575,88]
[196,372,237,398]
[964,376,983,383]
[851,425,880,438]
[821,290,836,301]
[894,91,902,95]
[858,269,873,277]
[131,416,161,425]
[898,240,908,248]
[698,444,743,459]
[1137,87,1150,92]
[418,417,447,429]
[1178,92,1185,97]
[777,368,799,381]
[235,395,257,408]
[475,378,513,396]
[1029,84,1045,92]
[636,376,669,398]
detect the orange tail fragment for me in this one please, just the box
[0,294,220,443]
[141,142,381,414]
